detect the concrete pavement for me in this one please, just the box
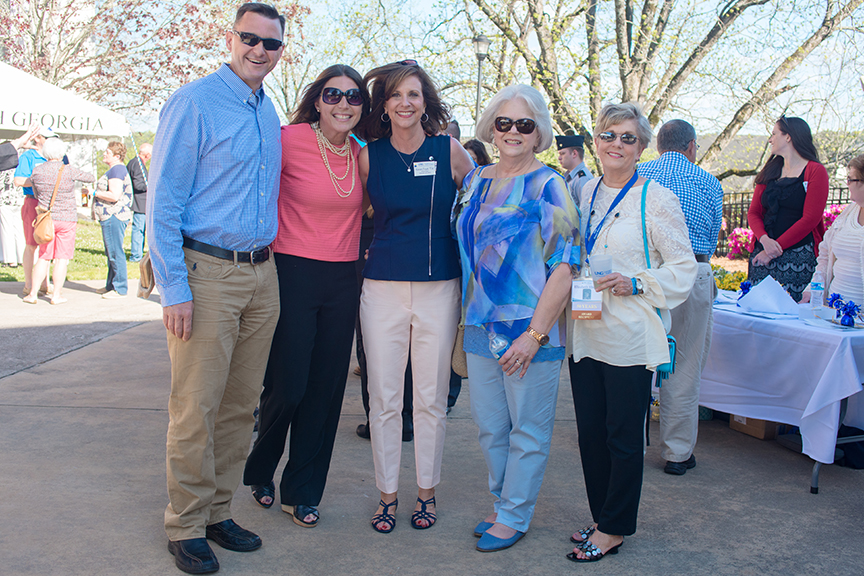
[1,279,863,576]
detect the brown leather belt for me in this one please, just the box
[182,236,271,265]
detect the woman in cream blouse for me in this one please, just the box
[566,103,696,563]
[807,153,864,304]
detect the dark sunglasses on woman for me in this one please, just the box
[494,117,537,135]
[230,29,284,51]
[321,87,364,106]
[597,131,639,145]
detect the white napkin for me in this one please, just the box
[738,275,799,315]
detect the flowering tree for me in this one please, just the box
[0,0,308,113]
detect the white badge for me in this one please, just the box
[572,278,603,320]
[413,161,437,177]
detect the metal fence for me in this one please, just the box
[714,186,851,257]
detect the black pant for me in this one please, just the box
[244,254,357,505]
[568,356,652,536]
[355,215,413,431]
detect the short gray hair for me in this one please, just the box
[594,102,652,148]
[41,137,67,160]
[656,119,695,153]
[476,84,554,153]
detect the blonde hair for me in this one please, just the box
[594,102,652,147]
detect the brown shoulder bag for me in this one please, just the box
[32,165,65,245]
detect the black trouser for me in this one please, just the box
[244,253,357,505]
[568,356,652,536]
[355,216,413,431]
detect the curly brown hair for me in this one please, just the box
[106,141,127,160]
[291,65,370,127]
[353,61,450,143]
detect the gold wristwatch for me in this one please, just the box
[526,326,549,346]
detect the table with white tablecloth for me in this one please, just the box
[699,306,864,464]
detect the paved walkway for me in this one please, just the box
[1,280,863,575]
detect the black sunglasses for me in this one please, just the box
[322,87,363,106]
[597,131,639,145]
[396,59,419,66]
[230,30,284,51]
[494,117,536,135]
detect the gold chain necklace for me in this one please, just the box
[312,122,354,198]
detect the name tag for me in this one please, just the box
[413,161,437,177]
[572,278,602,320]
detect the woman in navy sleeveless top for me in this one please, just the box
[355,61,474,533]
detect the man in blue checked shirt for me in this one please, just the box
[638,120,723,477]
[146,3,285,573]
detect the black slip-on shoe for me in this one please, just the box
[664,454,697,475]
[168,538,219,574]
[205,519,262,552]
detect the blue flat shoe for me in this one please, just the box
[476,529,525,552]
[473,521,493,538]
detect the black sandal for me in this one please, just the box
[250,482,275,509]
[371,499,398,533]
[569,524,595,544]
[566,540,622,562]
[410,496,436,530]
[282,504,319,528]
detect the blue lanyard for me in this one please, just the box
[584,171,638,257]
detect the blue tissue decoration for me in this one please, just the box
[841,301,859,327]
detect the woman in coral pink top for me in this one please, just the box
[747,116,829,301]
[243,65,370,527]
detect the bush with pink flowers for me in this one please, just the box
[823,204,848,230]
[726,227,754,259]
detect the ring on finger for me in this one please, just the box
[515,359,522,365]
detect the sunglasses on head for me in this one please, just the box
[597,131,639,145]
[494,117,536,135]
[230,30,283,51]
[321,87,363,106]
[396,59,419,66]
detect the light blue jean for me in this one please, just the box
[130,211,146,262]
[466,353,562,532]
[100,215,128,295]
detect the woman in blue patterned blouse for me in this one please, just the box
[455,84,580,552]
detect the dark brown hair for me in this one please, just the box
[235,3,285,35]
[291,65,370,128]
[353,61,450,143]
[847,153,864,178]
[755,116,821,185]
[463,139,492,166]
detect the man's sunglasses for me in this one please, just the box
[494,117,536,135]
[230,30,283,51]
[597,131,639,145]
[322,87,364,106]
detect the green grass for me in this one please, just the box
[0,217,142,282]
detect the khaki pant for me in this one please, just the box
[164,248,279,541]
[659,262,716,462]
[360,278,460,494]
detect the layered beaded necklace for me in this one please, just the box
[312,122,354,198]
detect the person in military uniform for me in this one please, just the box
[556,134,593,207]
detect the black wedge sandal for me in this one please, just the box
[250,482,275,509]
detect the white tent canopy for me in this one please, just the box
[0,62,130,140]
